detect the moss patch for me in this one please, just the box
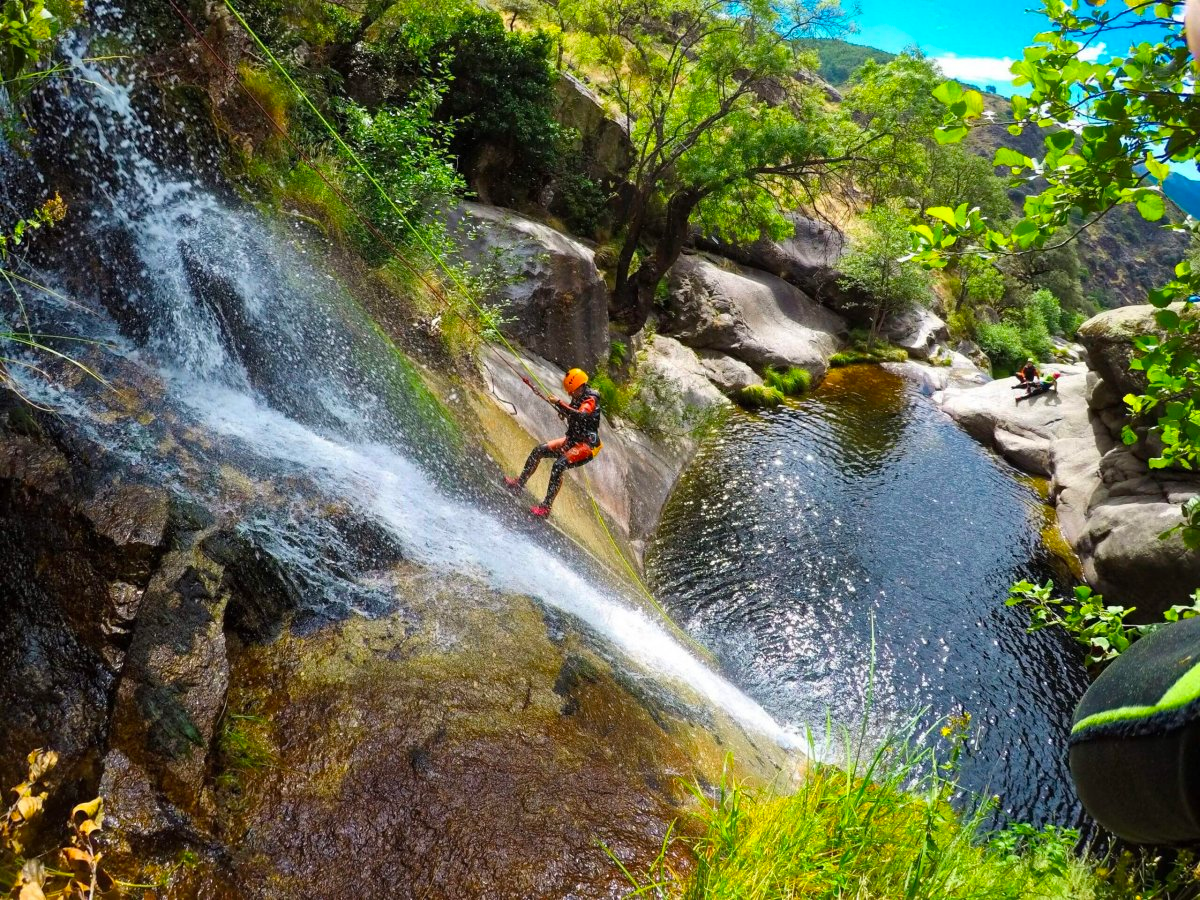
[199,570,793,898]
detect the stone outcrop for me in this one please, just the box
[640,335,731,416]
[1075,303,1180,400]
[938,308,1200,615]
[664,253,846,377]
[694,213,865,314]
[448,203,610,372]
[882,306,950,361]
[697,349,762,395]
[554,73,633,184]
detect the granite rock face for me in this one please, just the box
[938,312,1200,616]
[664,253,845,377]
[448,203,611,372]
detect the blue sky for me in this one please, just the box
[843,0,1170,93]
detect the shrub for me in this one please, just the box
[1007,579,1200,668]
[763,366,811,396]
[735,383,786,408]
[975,321,1028,372]
[339,88,465,263]
[365,0,566,200]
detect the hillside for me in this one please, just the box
[800,39,1187,308]
[793,38,895,86]
[964,90,1187,308]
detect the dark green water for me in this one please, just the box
[649,365,1089,828]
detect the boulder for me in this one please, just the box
[103,550,230,827]
[639,336,731,416]
[1051,336,1086,363]
[881,306,950,361]
[694,213,864,313]
[553,73,633,183]
[448,203,610,372]
[939,363,1200,613]
[1076,304,1191,400]
[664,253,845,376]
[696,349,762,395]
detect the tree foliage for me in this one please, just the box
[913,0,1200,478]
[839,203,931,347]
[364,0,567,199]
[560,0,861,332]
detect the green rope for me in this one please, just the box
[221,1,705,654]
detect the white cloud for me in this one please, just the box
[931,53,1016,86]
[1078,42,1107,62]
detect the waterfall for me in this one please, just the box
[7,7,800,749]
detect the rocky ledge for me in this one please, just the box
[936,306,1200,615]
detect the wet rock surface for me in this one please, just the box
[169,575,789,900]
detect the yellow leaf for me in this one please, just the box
[26,749,58,782]
[18,883,46,900]
[15,795,43,821]
[78,819,103,837]
[60,847,91,863]
[11,781,31,798]
[71,797,103,822]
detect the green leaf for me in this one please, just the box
[933,80,963,106]
[1046,129,1075,152]
[1146,154,1170,183]
[1136,190,1166,222]
[1157,309,1181,330]
[935,125,969,145]
[994,147,1032,169]
[962,89,985,119]
[925,207,957,228]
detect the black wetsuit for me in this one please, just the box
[517,386,602,508]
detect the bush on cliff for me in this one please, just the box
[363,0,566,203]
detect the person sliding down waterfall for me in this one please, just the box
[504,368,603,518]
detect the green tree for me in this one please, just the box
[953,253,1005,313]
[561,0,860,333]
[839,203,932,347]
[913,1,1200,474]
[843,53,945,205]
[363,0,566,202]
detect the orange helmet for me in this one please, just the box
[563,368,588,393]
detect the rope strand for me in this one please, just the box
[164,0,704,653]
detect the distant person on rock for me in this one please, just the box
[1015,358,1040,394]
[505,368,603,518]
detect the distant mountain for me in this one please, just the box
[793,38,895,86]
[1165,172,1200,220]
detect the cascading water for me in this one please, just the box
[5,5,796,748]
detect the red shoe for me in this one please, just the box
[529,505,551,518]
[503,477,522,491]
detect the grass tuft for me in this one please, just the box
[611,715,1200,900]
[734,383,786,409]
[762,366,812,396]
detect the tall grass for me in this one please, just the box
[762,366,812,397]
[611,714,1191,900]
